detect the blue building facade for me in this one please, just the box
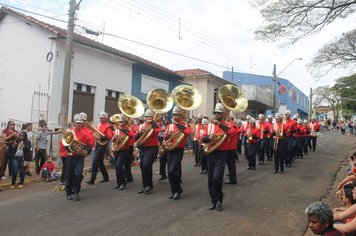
[223,71,309,118]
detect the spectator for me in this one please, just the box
[23,123,33,176]
[333,186,356,234]
[11,131,31,189]
[0,134,7,191]
[35,124,58,174]
[2,121,18,177]
[305,201,342,235]
[39,156,59,182]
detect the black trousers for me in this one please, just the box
[35,148,47,173]
[246,142,258,169]
[167,149,184,194]
[274,139,286,172]
[124,146,134,182]
[303,137,309,154]
[66,156,84,195]
[237,138,242,154]
[60,156,67,183]
[193,140,200,165]
[267,138,274,159]
[139,146,159,188]
[5,147,16,176]
[226,149,237,183]
[258,139,266,163]
[286,136,294,165]
[89,143,109,182]
[309,136,317,151]
[200,145,207,171]
[159,151,168,177]
[207,150,228,203]
[114,149,128,186]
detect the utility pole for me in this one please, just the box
[272,64,277,115]
[309,87,313,120]
[60,0,76,127]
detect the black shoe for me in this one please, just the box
[119,184,126,190]
[112,186,120,189]
[216,201,223,211]
[86,181,94,185]
[73,193,80,201]
[126,178,133,183]
[66,194,73,200]
[144,186,153,194]
[173,192,182,200]
[168,193,175,199]
[280,171,285,174]
[208,202,217,210]
[251,167,256,170]
[137,188,145,194]
[202,170,207,174]
[273,170,278,174]
[158,176,167,181]
[225,181,237,185]
[194,164,198,167]
[199,170,204,174]
[247,167,251,170]
[99,179,109,183]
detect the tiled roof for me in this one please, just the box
[0,7,182,78]
[175,69,211,77]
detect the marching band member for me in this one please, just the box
[309,116,320,152]
[199,118,209,174]
[112,114,134,190]
[124,118,135,183]
[245,118,260,170]
[266,115,274,161]
[225,111,239,185]
[272,113,287,174]
[302,120,310,155]
[164,106,191,200]
[236,119,243,155]
[242,115,251,159]
[284,111,297,168]
[135,109,161,194]
[202,103,235,211]
[256,114,269,165]
[66,114,95,201]
[87,111,112,185]
[293,119,304,159]
[192,114,203,167]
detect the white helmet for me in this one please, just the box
[172,106,182,115]
[213,103,225,113]
[74,114,84,123]
[99,111,108,118]
[144,109,154,117]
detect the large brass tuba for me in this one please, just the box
[62,131,88,156]
[135,88,173,147]
[202,84,248,154]
[162,85,202,151]
[112,96,145,152]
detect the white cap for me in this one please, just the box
[74,114,84,123]
[285,110,291,116]
[99,111,108,118]
[172,106,182,115]
[237,119,242,124]
[293,114,299,120]
[117,114,127,122]
[311,116,316,120]
[230,111,237,120]
[213,103,225,113]
[197,114,203,119]
[246,115,251,120]
[275,113,282,119]
[267,115,273,119]
[303,119,308,124]
[144,109,154,117]
[202,118,209,125]
[297,119,302,124]
[250,118,256,124]
[79,112,87,121]
[258,114,265,119]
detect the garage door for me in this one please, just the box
[72,83,95,121]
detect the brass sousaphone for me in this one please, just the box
[162,85,202,151]
[135,88,173,147]
[112,95,145,152]
[203,84,248,154]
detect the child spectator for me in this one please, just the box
[40,156,59,182]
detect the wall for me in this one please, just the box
[0,14,55,123]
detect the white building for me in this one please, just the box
[0,7,184,128]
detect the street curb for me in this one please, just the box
[0,177,44,190]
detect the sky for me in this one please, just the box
[1,0,355,96]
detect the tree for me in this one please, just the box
[313,85,341,121]
[251,0,356,43]
[332,74,356,113]
[309,29,356,73]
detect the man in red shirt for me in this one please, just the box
[163,106,191,200]
[65,114,95,201]
[284,111,297,168]
[135,109,161,194]
[256,114,269,165]
[202,103,235,211]
[192,114,203,167]
[266,115,274,161]
[225,111,240,185]
[272,113,288,174]
[87,111,113,185]
[309,116,320,152]
[245,118,260,170]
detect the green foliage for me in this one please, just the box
[332,74,356,113]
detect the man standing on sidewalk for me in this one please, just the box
[87,112,112,185]
[23,123,33,176]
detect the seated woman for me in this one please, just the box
[333,185,356,234]
[333,184,356,224]
[305,201,342,235]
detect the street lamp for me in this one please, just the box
[272,58,303,115]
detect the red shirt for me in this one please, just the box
[69,127,95,156]
[284,118,297,137]
[256,121,270,139]
[309,121,320,137]
[266,121,274,138]
[136,122,161,147]
[97,122,113,140]
[164,121,191,149]
[41,161,55,173]
[202,120,235,151]
[294,124,304,138]
[192,123,203,141]
[245,126,260,144]
[59,139,68,157]
[2,128,18,148]
[227,121,239,150]
[273,122,288,140]
[112,124,135,150]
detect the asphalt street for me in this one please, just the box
[0,133,355,236]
